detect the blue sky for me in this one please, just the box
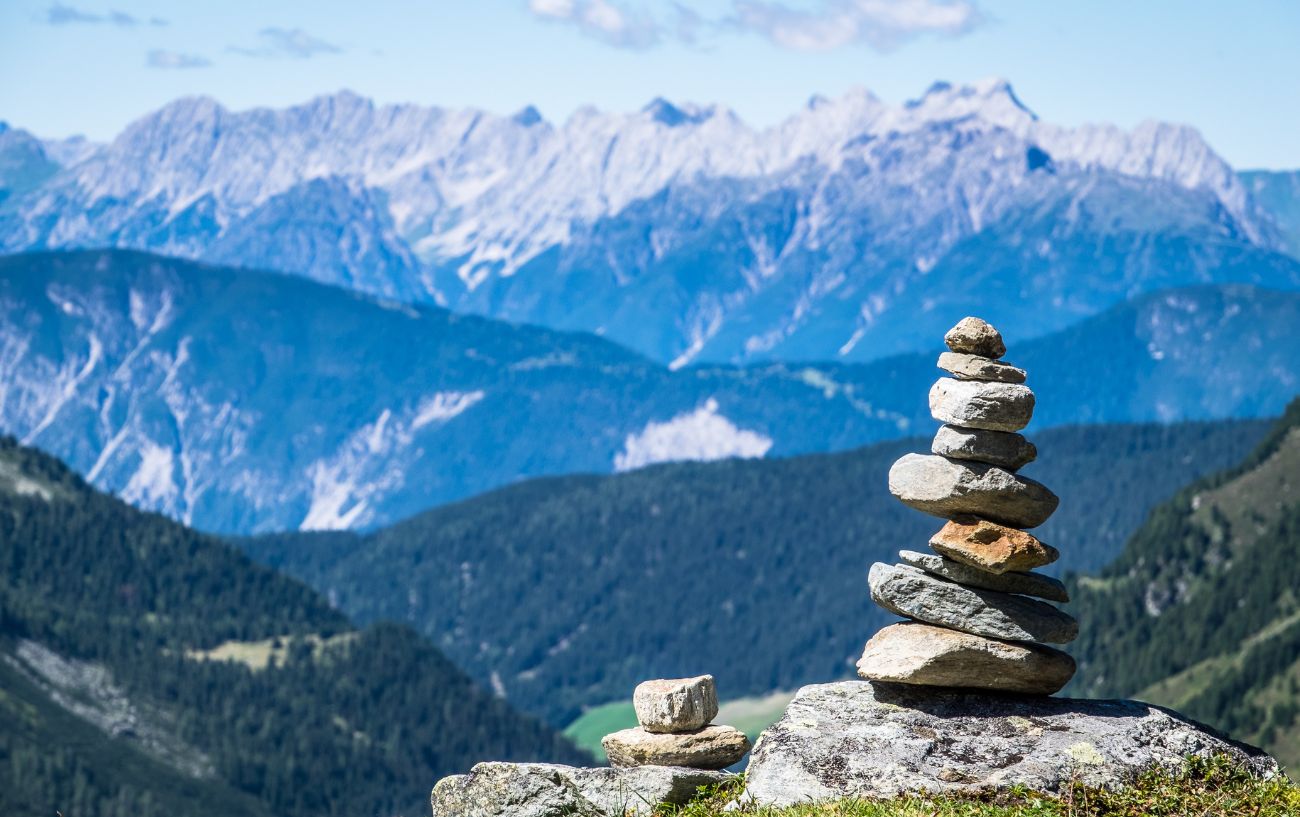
[1,0,1297,168]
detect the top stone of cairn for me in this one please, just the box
[633,675,719,733]
[944,316,1006,359]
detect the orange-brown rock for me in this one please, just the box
[929,518,1059,574]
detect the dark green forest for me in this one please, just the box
[245,418,1268,726]
[0,437,587,817]
[1070,398,1300,768]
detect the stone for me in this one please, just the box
[868,563,1078,644]
[857,622,1076,694]
[602,725,750,771]
[937,351,1026,384]
[929,378,1035,432]
[741,681,1280,806]
[634,675,718,733]
[899,550,1068,602]
[929,519,1060,574]
[932,424,1037,470]
[430,762,729,817]
[944,317,1006,358]
[888,453,1060,528]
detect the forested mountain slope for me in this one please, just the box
[1071,398,1300,769]
[3,249,1299,535]
[0,438,585,817]
[245,419,1269,726]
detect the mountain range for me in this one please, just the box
[243,418,1269,725]
[0,435,585,817]
[3,82,1299,367]
[3,250,1299,534]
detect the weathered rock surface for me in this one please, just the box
[634,675,718,734]
[929,519,1060,574]
[603,725,750,770]
[932,424,1037,470]
[431,762,729,817]
[888,453,1060,528]
[937,352,1026,384]
[869,563,1078,644]
[944,317,1007,359]
[857,622,1076,693]
[899,550,1068,602]
[742,681,1280,806]
[930,378,1035,432]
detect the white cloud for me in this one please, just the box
[229,27,342,59]
[528,0,665,49]
[146,49,211,69]
[614,398,774,471]
[43,3,166,26]
[731,0,983,51]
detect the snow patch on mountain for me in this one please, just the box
[122,441,178,506]
[412,390,485,429]
[614,398,773,471]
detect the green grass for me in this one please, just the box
[656,756,1300,816]
[564,691,796,761]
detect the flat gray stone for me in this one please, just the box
[944,317,1006,358]
[888,453,1059,528]
[430,762,729,817]
[932,424,1037,470]
[899,550,1068,602]
[937,352,1026,384]
[742,681,1280,805]
[869,563,1078,644]
[634,675,718,733]
[857,622,1076,694]
[930,378,1035,432]
[603,725,750,770]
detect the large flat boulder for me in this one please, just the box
[888,453,1059,528]
[742,681,1280,806]
[857,622,1075,694]
[899,550,1068,602]
[603,724,750,770]
[430,762,729,816]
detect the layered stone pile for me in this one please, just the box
[857,317,1078,695]
[602,675,750,770]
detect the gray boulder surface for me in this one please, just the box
[869,563,1078,644]
[937,352,1027,384]
[931,424,1037,470]
[857,622,1076,694]
[888,453,1060,528]
[430,762,728,816]
[898,550,1068,602]
[742,681,1280,806]
[929,378,1035,432]
[603,724,751,770]
[634,675,719,733]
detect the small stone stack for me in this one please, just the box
[857,317,1078,695]
[601,675,751,770]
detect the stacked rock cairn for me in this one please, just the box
[857,317,1078,695]
[602,675,751,770]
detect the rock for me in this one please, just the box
[431,762,729,817]
[857,622,1076,694]
[603,725,751,770]
[888,453,1060,528]
[944,317,1006,358]
[932,424,1037,470]
[742,681,1280,806]
[868,563,1078,644]
[929,519,1060,574]
[634,675,718,733]
[929,378,1035,432]
[937,352,1026,384]
[899,550,1068,602]
[430,763,601,817]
